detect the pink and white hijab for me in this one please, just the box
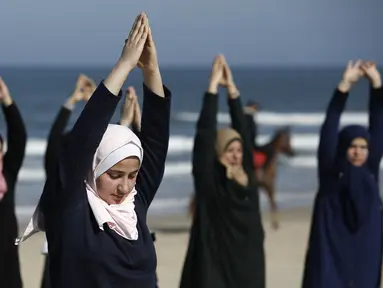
[15,124,143,245]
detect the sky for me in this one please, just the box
[0,0,382,67]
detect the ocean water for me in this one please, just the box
[0,65,380,219]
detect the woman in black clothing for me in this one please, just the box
[41,74,96,288]
[17,13,171,288]
[0,77,27,288]
[180,55,265,288]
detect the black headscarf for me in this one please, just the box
[336,125,375,232]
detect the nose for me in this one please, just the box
[117,177,131,195]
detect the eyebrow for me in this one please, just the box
[109,168,139,174]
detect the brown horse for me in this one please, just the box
[188,127,295,230]
[255,127,295,230]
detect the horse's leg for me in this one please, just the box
[268,182,279,230]
[264,165,279,230]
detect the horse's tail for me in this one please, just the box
[188,192,196,217]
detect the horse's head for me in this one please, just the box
[274,127,295,157]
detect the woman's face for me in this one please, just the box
[96,156,140,205]
[220,140,243,168]
[347,137,368,166]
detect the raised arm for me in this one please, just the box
[228,97,255,172]
[244,113,257,149]
[133,20,171,207]
[363,63,383,180]
[317,89,348,176]
[58,13,150,195]
[119,87,141,137]
[192,57,223,196]
[44,102,73,176]
[317,61,363,179]
[45,75,97,176]
[220,57,254,171]
[135,84,170,207]
[0,78,27,182]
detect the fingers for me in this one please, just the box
[128,14,142,41]
[354,59,362,69]
[147,26,153,42]
[132,13,148,44]
[213,55,223,70]
[130,13,145,42]
[347,60,353,70]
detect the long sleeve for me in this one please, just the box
[244,113,256,149]
[135,84,171,208]
[367,87,383,181]
[44,106,72,177]
[228,97,254,172]
[57,82,121,201]
[2,102,27,185]
[317,89,348,180]
[192,92,218,196]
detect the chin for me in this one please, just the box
[351,161,365,167]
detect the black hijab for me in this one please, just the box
[336,125,375,232]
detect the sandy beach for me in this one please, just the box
[18,206,315,288]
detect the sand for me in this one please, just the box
[18,206,315,288]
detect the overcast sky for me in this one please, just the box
[0,0,382,66]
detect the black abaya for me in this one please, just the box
[0,103,27,288]
[180,93,265,288]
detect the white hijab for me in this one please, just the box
[15,124,143,245]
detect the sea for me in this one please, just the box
[0,65,381,221]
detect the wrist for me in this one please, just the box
[208,81,219,94]
[1,97,13,107]
[142,66,160,76]
[372,79,382,89]
[64,98,76,110]
[120,118,131,126]
[116,58,137,73]
[227,84,239,99]
[338,80,352,93]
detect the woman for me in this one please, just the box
[18,13,171,288]
[302,61,383,288]
[0,77,27,288]
[41,74,95,288]
[180,55,265,288]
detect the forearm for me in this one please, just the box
[104,60,131,96]
[143,68,164,98]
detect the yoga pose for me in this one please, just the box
[302,61,383,288]
[180,55,265,288]
[18,12,171,288]
[0,77,27,288]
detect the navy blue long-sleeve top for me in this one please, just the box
[40,82,171,288]
[302,87,383,288]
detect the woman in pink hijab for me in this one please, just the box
[17,12,171,288]
[0,77,27,288]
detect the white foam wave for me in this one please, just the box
[169,134,321,153]
[176,111,368,126]
[4,134,321,157]
[16,157,383,182]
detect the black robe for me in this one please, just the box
[180,93,265,288]
[0,103,27,288]
[40,82,171,288]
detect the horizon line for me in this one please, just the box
[0,63,361,69]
